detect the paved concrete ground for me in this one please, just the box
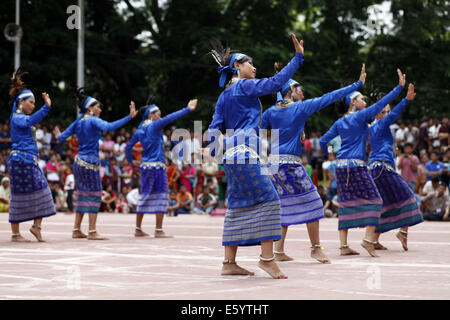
[0,213,448,300]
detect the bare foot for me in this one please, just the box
[340,246,360,256]
[374,242,388,250]
[135,229,150,237]
[258,260,288,279]
[311,247,331,264]
[11,234,31,242]
[87,231,109,240]
[154,229,173,238]
[274,252,294,262]
[361,240,379,257]
[72,229,87,239]
[30,226,45,242]
[221,263,255,276]
[396,232,408,251]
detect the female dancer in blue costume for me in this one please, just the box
[320,68,406,257]
[368,84,423,251]
[206,34,304,279]
[8,69,56,242]
[125,95,198,238]
[54,88,138,240]
[260,63,367,263]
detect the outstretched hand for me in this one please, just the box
[406,83,416,101]
[397,68,406,87]
[129,101,138,118]
[359,63,367,85]
[188,99,198,111]
[291,34,304,54]
[42,92,51,107]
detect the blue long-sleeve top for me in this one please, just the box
[10,104,50,159]
[369,98,410,168]
[207,53,304,153]
[58,115,132,160]
[261,80,363,156]
[320,84,404,161]
[126,107,190,164]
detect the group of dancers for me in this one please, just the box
[6,33,423,279]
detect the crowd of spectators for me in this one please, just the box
[0,113,448,221]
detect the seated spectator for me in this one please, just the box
[421,182,450,221]
[101,184,117,213]
[115,192,129,213]
[167,189,180,217]
[206,178,219,197]
[194,186,217,215]
[126,187,140,213]
[331,194,339,215]
[425,151,445,181]
[0,123,11,152]
[317,185,334,218]
[0,177,11,212]
[176,184,193,214]
[326,154,337,199]
[422,177,449,197]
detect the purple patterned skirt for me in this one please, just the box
[8,157,56,223]
[370,161,423,233]
[137,163,169,214]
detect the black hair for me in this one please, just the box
[146,94,157,106]
[9,68,28,108]
[210,39,252,86]
[404,142,414,149]
[75,87,102,113]
[369,89,385,104]
[431,176,440,184]
[430,150,440,157]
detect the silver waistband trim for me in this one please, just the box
[369,161,395,172]
[268,154,302,165]
[335,159,367,168]
[11,150,39,166]
[223,145,260,160]
[75,155,99,171]
[141,161,166,170]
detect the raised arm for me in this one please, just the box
[92,115,131,132]
[56,119,79,142]
[240,34,304,97]
[358,69,406,122]
[301,80,363,117]
[382,83,416,127]
[154,107,190,131]
[320,122,339,157]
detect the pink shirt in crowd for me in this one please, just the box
[400,155,419,182]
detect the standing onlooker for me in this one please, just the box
[405,120,419,148]
[64,167,75,214]
[438,115,449,150]
[395,120,407,149]
[428,116,441,149]
[398,143,419,191]
[417,117,430,152]
[301,155,313,179]
[114,135,127,164]
[0,124,11,152]
[179,162,195,193]
[425,151,445,181]
[45,154,62,184]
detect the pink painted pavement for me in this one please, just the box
[0,212,449,300]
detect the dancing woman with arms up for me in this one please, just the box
[206,34,304,279]
[368,84,423,251]
[320,68,406,257]
[8,69,56,242]
[261,63,367,263]
[125,95,198,238]
[54,88,138,240]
